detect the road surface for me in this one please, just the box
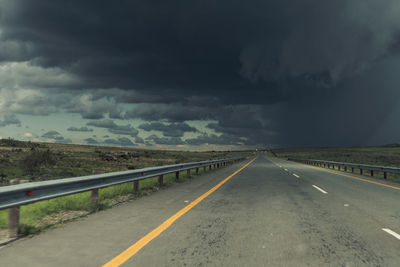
[0,153,399,266]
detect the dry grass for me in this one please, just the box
[272,146,400,183]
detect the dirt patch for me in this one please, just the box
[35,210,89,229]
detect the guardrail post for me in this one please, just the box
[133,180,139,194]
[209,165,212,170]
[360,168,363,175]
[344,166,347,172]
[8,179,20,238]
[196,168,199,174]
[351,167,354,173]
[370,170,374,176]
[187,169,191,177]
[204,166,206,172]
[384,172,387,179]
[158,175,163,187]
[91,189,99,205]
[175,171,179,181]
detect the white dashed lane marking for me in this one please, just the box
[293,173,300,178]
[312,185,328,194]
[382,228,400,240]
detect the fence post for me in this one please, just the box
[91,189,99,205]
[8,179,21,238]
[158,175,163,187]
[133,180,139,194]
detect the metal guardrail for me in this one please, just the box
[0,157,245,238]
[288,157,400,179]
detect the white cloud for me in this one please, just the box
[0,61,79,89]
[0,88,55,115]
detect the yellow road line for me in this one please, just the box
[103,158,256,267]
[290,160,400,190]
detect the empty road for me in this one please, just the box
[0,153,399,266]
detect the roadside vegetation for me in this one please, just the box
[0,138,252,237]
[0,138,250,185]
[272,145,400,183]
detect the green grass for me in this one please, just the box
[0,139,252,185]
[272,146,400,183]
[0,164,222,235]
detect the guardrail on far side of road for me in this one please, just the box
[288,157,400,179]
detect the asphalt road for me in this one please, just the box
[0,153,399,266]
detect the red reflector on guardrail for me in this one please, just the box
[26,191,33,196]
[141,172,146,176]
[181,165,184,168]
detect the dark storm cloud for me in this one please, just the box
[124,104,212,122]
[138,122,197,137]
[268,55,400,147]
[0,114,21,127]
[186,133,244,146]
[67,126,93,132]
[62,95,122,119]
[2,1,400,146]
[87,119,139,137]
[3,1,399,99]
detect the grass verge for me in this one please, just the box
[0,165,218,236]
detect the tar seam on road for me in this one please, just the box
[312,185,328,194]
[382,228,400,240]
[103,158,256,267]
[302,164,400,191]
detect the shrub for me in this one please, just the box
[20,149,57,176]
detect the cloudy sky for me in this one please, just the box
[1,0,400,149]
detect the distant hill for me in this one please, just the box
[383,143,400,147]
